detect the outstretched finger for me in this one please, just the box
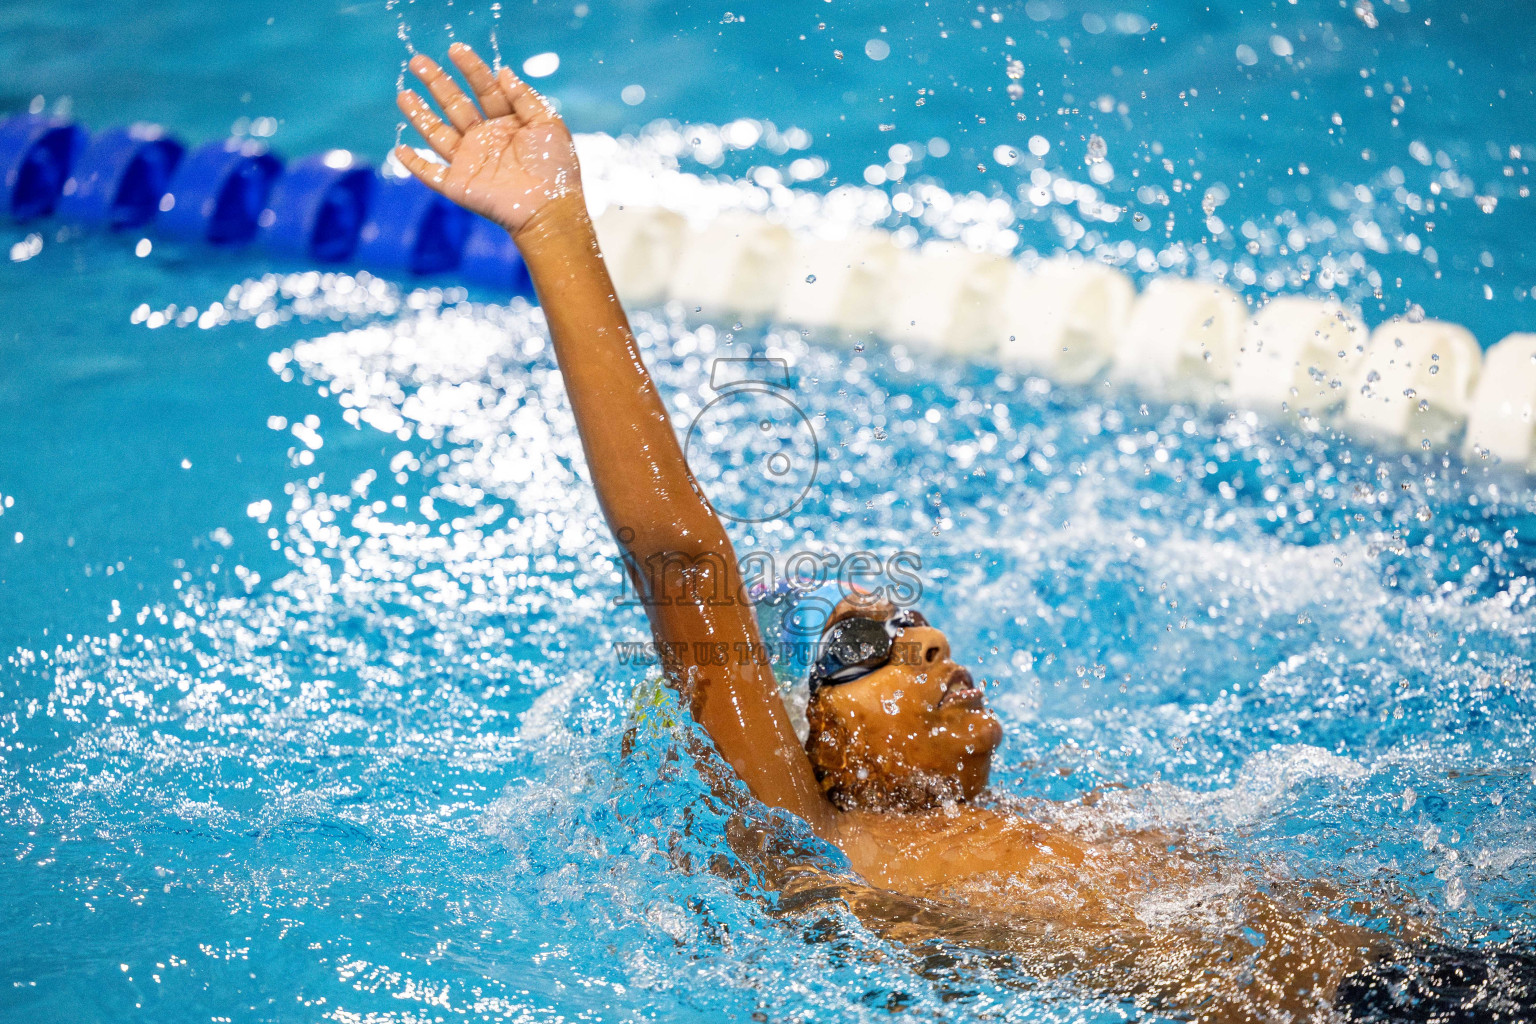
[408,53,483,133]
[447,42,513,120]
[497,66,554,124]
[393,145,455,197]
[397,90,461,160]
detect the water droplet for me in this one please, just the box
[1086,134,1107,162]
[1006,58,1025,79]
[1428,364,1439,375]
[805,274,816,284]
[1007,83,1024,100]
[1421,438,1433,449]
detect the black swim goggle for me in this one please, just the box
[808,609,929,695]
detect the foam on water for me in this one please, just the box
[4,259,1536,1018]
[3,0,1536,1010]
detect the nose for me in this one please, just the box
[900,625,950,667]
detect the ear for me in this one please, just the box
[805,700,849,773]
[805,703,862,806]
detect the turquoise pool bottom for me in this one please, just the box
[3,262,1536,1021]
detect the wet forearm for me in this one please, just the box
[510,195,832,826]
[388,44,827,825]
[511,194,724,557]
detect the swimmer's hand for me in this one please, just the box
[393,43,581,237]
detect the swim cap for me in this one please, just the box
[749,578,845,683]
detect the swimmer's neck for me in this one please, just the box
[827,801,1051,892]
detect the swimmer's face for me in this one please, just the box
[805,597,1003,813]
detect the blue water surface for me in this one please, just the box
[3,2,1536,1022]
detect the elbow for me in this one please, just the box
[619,528,745,611]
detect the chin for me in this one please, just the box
[955,750,994,800]
[945,707,1004,755]
[957,722,1002,797]
[979,712,1004,753]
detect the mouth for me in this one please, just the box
[937,666,986,711]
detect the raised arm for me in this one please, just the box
[393,44,831,829]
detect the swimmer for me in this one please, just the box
[392,44,1536,1022]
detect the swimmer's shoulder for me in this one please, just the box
[833,804,1081,893]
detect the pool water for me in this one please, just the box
[3,1,1536,1022]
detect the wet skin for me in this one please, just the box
[394,45,1400,1021]
[804,597,1003,813]
[800,598,1386,1021]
